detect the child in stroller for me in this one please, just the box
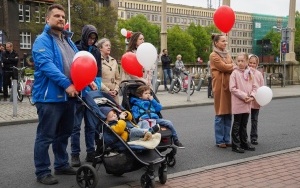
[130,85,184,148]
[121,80,184,167]
[75,90,168,188]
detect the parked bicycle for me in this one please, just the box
[172,69,195,96]
[11,66,35,105]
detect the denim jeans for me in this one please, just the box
[163,69,173,87]
[250,109,260,141]
[34,99,76,179]
[130,120,150,140]
[71,101,95,156]
[156,118,179,141]
[214,114,232,145]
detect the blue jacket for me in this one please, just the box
[130,97,162,120]
[32,24,78,103]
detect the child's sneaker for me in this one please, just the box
[174,140,185,149]
[142,132,152,141]
[149,124,160,134]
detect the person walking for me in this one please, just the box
[0,44,5,94]
[209,34,234,148]
[248,54,264,145]
[230,52,257,153]
[161,49,172,91]
[32,4,84,185]
[97,38,121,104]
[2,42,19,101]
[71,24,102,167]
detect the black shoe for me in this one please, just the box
[54,166,77,175]
[85,152,95,162]
[71,155,81,167]
[149,124,160,134]
[251,140,258,145]
[37,174,58,185]
[164,87,169,91]
[241,145,256,151]
[174,140,185,149]
[232,147,245,153]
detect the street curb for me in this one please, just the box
[112,147,300,188]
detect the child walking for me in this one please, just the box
[130,85,185,148]
[248,54,264,145]
[229,52,258,153]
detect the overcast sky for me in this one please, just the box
[152,0,300,17]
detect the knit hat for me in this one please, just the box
[101,106,115,118]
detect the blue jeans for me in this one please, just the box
[130,120,150,140]
[214,114,232,145]
[163,69,173,87]
[71,101,95,156]
[34,100,76,179]
[156,118,179,141]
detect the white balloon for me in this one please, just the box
[254,86,273,106]
[136,43,157,70]
[121,28,127,37]
[73,51,96,64]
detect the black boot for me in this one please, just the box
[232,146,245,153]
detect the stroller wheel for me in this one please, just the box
[158,166,167,184]
[76,164,98,188]
[166,154,176,167]
[140,173,155,188]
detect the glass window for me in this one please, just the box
[19,4,24,22]
[20,32,31,49]
[35,6,40,23]
[25,5,30,22]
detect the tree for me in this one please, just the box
[186,23,211,62]
[167,25,196,64]
[294,11,300,61]
[263,29,281,56]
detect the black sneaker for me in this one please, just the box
[37,174,58,185]
[85,152,95,162]
[251,140,258,145]
[174,140,185,149]
[149,124,160,134]
[165,87,169,91]
[71,155,81,167]
[54,166,77,175]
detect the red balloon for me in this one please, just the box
[71,56,97,91]
[213,5,235,33]
[121,52,143,77]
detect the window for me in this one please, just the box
[20,32,31,49]
[25,5,30,22]
[35,6,40,23]
[19,4,24,22]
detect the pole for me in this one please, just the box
[186,74,191,101]
[68,0,71,31]
[12,80,18,117]
[283,53,286,87]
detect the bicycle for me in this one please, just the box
[11,66,35,105]
[172,69,195,96]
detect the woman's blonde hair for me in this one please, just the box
[176,54,182,59]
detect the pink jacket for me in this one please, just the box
[251,68,264,109]
[230,68,258,114]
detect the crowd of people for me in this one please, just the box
[0,3,265,186]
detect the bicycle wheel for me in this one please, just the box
[172,79,181,93]
[16,81,23,102]
[185,79,195,96]
[28,96,35,105]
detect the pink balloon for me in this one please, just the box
[213,5,235,33]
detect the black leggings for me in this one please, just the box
[231,113,249,148]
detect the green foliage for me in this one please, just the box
[167,25,196,64]
[186,23,211,62]
[295,11,300,60]
[263,30,281,56]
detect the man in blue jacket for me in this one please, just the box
[32,4,96,185]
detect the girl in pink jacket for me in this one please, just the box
[248,54,264,145]
[229,52,258,153]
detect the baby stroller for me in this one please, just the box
[120,80,177,167]
[75,91,167,188]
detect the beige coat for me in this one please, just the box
[101,55,121,104]
[209,51,234,115]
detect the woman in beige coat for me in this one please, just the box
[209,34,234,148]
[97,38,121,104]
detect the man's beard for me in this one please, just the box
[51,25,64,32]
